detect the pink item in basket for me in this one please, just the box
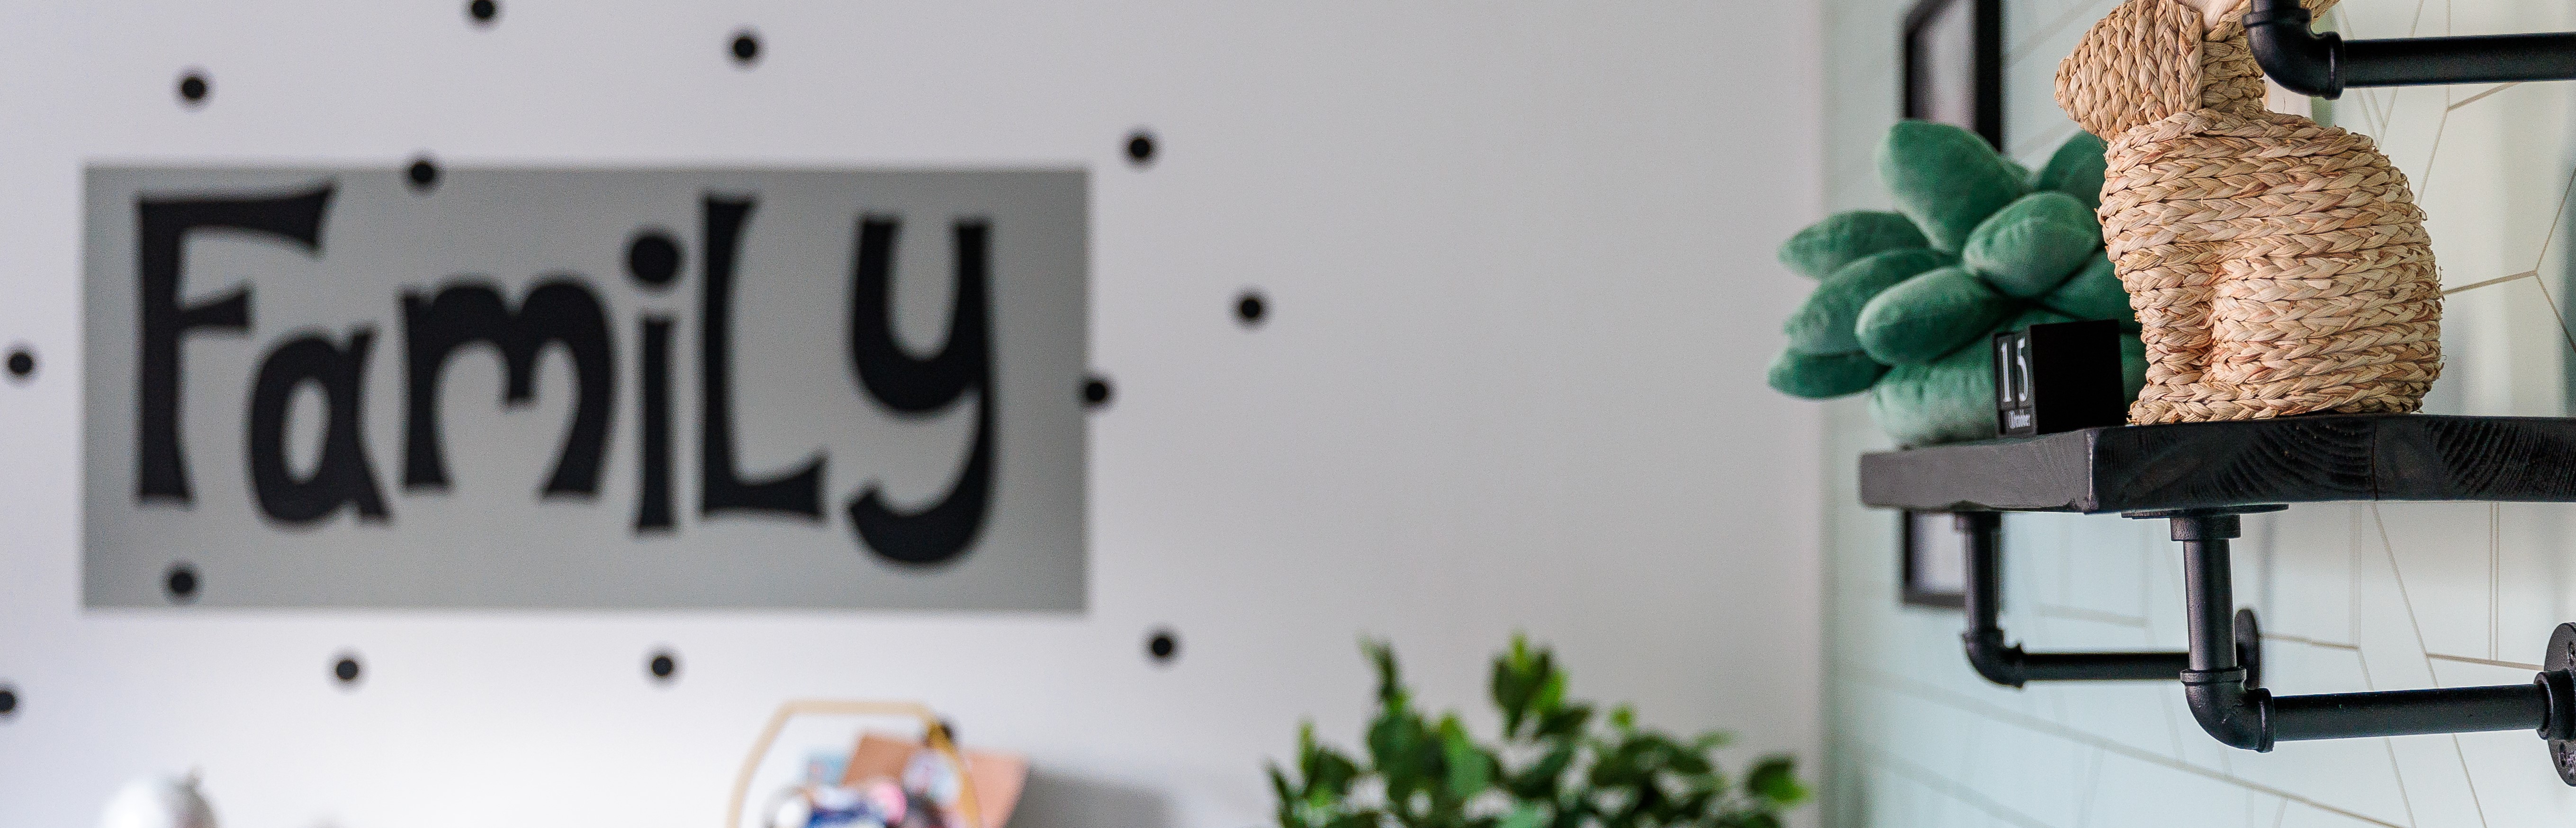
[841,732,1029,828]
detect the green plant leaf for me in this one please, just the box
[1493,636,1541,738]
[1746,755,1810,806]
[1325,811,1384,828]
[1365,638,1406,708]
[1270,764,1305,828]
[1664,745,1712,776]
[1273,636,1809,828]
[1440,715,1493,801]
[1535,704,1592,740]
[1506,743,1576,800]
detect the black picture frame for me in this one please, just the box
[1903,0,2005,150]
[1899,510,1970,609]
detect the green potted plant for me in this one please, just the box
[1269,637,1808,828]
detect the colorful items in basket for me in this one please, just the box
[772,753,911,828]
[765,730,1027,828]
[97,773,218,828]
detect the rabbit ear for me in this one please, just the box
[2056,0,2208,140]
[2200,0,2342,36]
[2173,0,2239,32]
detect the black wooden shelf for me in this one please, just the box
[1858,413,2576,782]
[1860,414,2576,515]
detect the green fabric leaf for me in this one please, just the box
[1867,337,1997,447]
[1999,157,2032,187]
[1962,192,2102,299]
[2033,130,2109,209]
[1776,211,1930,280]
[1767,350,1888,400]
[2037,254,2136,330]
[1879,120,2028,252]
[2007,306,2078,331]
[1785,247,1955,355]
[1499,805,1546,828]
[1855,266,2016,365]
[2120,330,2148,401]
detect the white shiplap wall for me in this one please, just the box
[1821,1,2576,826]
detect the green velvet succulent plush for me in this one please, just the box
[1768,121,2147,446]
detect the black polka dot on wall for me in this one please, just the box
[628,231,682,288]
[1146,628,1180,665]
[647,649,679,683]
[1236,290,1267,327]
[467,0,498,24]
[1084,375,1113,409]
[164,562,199,604]
[333,654,364,686]
[6,346,33,381]
[731,30,761,65]
[0,684,16,719]
[176,72,209,106]
[1126,130,1157,166]
[407,156,441,193]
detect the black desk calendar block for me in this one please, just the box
[1992,319,2125,437]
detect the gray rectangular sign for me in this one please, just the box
[83,167,1086,610]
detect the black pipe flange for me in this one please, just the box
[2545,623,2576,784]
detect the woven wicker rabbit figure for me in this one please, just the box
[2056,0,2439,423]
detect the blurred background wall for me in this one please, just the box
[1821,0,2576,825]
[0,2,1828,827]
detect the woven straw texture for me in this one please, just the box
[2055,0,2438,424]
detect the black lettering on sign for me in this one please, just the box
[247,329,390,524]
[135,186,333,504]
[698,197,824,520]
[845,217,996,565]
[634,315,675,533]
[399,280,615,497]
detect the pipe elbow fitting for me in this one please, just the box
[1963,630,2027,689]
[2183,669,2275,752]
[2244,2,2344,98]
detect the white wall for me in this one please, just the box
[0,2,1828,827]
[1822,1,2576,826]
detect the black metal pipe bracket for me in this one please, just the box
[1952,512,2258,688]
[2245,0,2576,98]
[2128,506,2576,784]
